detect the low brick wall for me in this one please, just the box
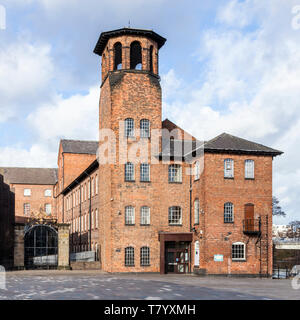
[70,261,101,270]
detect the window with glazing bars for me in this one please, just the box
[168,164,182,183]
[140,119,150,138]
[125,118,134,137]
[245,160,254,179]
[140,247,150,266]
[140,206,150,225]
[125,247,135,266]
[224,202,234,223]
[24,203,30,216]
[168,206,182,225]
[194,199,200,224]
[140,163,150,182]
[224,159,234,178]
[125,206,135,225]
[232,243,246,260]
[125,162,135,181]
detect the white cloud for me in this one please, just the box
[27,86,99,144]
[162,0,300,223]
[0,144,56,168]
[0,40,54,122]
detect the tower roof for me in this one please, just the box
[94,28,167,56]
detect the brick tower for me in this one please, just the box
[94,28,171,272]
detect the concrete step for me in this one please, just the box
[70,261,101,270]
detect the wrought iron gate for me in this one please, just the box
[24,225,58,269]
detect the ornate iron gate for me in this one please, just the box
[24,225,58,269]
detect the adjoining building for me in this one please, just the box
[0,27,283,276]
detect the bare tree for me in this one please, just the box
[272,196,286,217]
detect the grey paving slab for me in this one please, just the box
[0,271,298,300]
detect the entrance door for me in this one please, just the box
[165,242,190,274]
[244,204,254,231]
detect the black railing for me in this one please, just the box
[243,218,261,235]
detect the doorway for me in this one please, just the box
[244,203,255,232]
[165,241,190,274]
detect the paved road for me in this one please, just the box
[0,270,298,300]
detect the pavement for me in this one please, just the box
[0,270,299,300]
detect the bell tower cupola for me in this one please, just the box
[94,28,166,84]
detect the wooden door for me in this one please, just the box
[244,204,254,231]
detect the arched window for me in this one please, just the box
[125,206,135,225]
[140,119,150,138]
[149,46,153,72]
[130,41,142,70]
[224,159,234,178]
[125,118,134,137]
[194,161,200,180]
[194,199,199,225]
[125,162,135,181]
[168,206,182,225]
[140,206,150,225]
[125,247,135,266]
[140,247,150,266]
[232,242,246,261]
[114,42,122,70]
[224,202,234,223]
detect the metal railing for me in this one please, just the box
[243,218,261,235]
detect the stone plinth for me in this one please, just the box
[58,223,70,270]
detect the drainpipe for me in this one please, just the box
[89,176,92,251]
[189,163,192,232]
[79,183,82,250]
[189,163,193,273]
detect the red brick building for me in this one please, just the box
[0,27,283,276]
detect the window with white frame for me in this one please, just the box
[24,188,31,197]
[194,161,200,180]
[168,206,182,225]
[194,199,200,225]
[24,203,30,216]
[224,202,234,223]
[168,164,182,183]
[95,175,98,194]
[245,160,254,179]
[140,119,150,138]
[95,209,98,229]
[125,206,135,225]
[91,210,94,229]
[125,118,134,137]
[140,163,150,182]
[44,189,52,197]
[232,242,246,260]
[224,159,234,178]
[125,247,135,266]
[125,162,135,181]
[140,206,150,225]
[45,204,51,215]
[92,178,94,197]
[140,247,150,266]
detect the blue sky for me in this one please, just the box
[0,0,300,224]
